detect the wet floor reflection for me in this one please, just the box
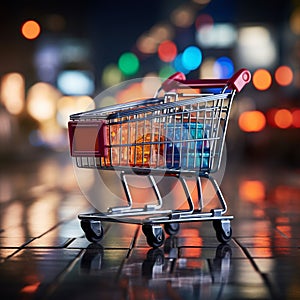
[1,153,300,299]
[79,242,232,299]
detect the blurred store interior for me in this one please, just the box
[0,0,299,169]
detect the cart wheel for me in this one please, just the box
[213,219,232,244]
[142,224,165,248]
[81,220,104,243]
[164,222,180,236]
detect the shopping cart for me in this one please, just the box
[68,69,251,247]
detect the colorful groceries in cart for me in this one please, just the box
[109,121,210,170]
[165,122,210,170]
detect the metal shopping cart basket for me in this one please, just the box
[68,69,251,247]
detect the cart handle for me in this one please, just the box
[162,69,251,93]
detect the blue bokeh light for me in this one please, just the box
[173,53,190,74]
[214,56,234,78]
[182,46,202,71]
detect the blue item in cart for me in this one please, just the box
[165,123,210,170]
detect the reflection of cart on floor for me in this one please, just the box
[68,69,251,247]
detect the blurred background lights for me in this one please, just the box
[238,111,266,132]
[196,23,236,48]
[0,73,25,115]
[289,7,300,35]
[292,109,300,128]
[158,40,177,62]
[173,53,190,74]
[237,26,277,68]
[102,64,123,88]
[150,24,173,44]
[182,46,202,71]
[136,34,157,54]
[274,109,293,129]
[118,52,139,76]
[195,13,214,30]
[159,65,176,79]
[34,44,60,83]
[57,70,95,96]
[274,65,293,86]
[252,69,272,91]
[199,57,216,78]
[213,56,234,78]
[56,96,95,128]
[21,20,41,40]
[239,180,265,203]
[27,82,61,122]
[170,5,195,28]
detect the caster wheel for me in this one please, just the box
[81,220,104,243]
[164,222,180,236]
[142,224,165,248]
[213,219,232,244]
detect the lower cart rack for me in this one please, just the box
[68,69,251,247]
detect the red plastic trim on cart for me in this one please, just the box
[68,120,107,157]
[162,69,251,93]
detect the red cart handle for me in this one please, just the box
[162,69,251,93]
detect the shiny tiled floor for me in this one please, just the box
[1,152,300,299]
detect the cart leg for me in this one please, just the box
[197,176,204,211]
[205,173,228,214]
[108,172,133,213]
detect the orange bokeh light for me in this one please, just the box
[239,180,265,203]
[292,109,300,128]
[238,110,266,132]
[158,40,177,62]
[252,69,272,91]
[274,65,293,86]
[21,20,41,40]
[274,109,293,129]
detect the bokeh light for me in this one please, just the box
[173,53,190,74]
[239,180,265,203]
[237,26,276,68]
[252,69,272,91]
[238,111,266,132]
[27,82,61,122]
[136,34,157,54]
[118,52,140,76]
[289,7,300,35]
[199,57,216,78]
[102,64,123,88]
[171,5,195,28]
[274,109,293,129]
[21,20,41,40]
[195,14,214,30]
[292,109,300,128]
[213,56,234,78]
[159,65,176,79]
[158,40,177,62]
[182,46,202,71]
[274,65,293,86]
[196,23,236,49]
[56,96,95,128]
[0,73,25,115]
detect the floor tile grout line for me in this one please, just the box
[42,248,86,299]
[233,237,279,300]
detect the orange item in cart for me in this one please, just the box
[130,133,165,167]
